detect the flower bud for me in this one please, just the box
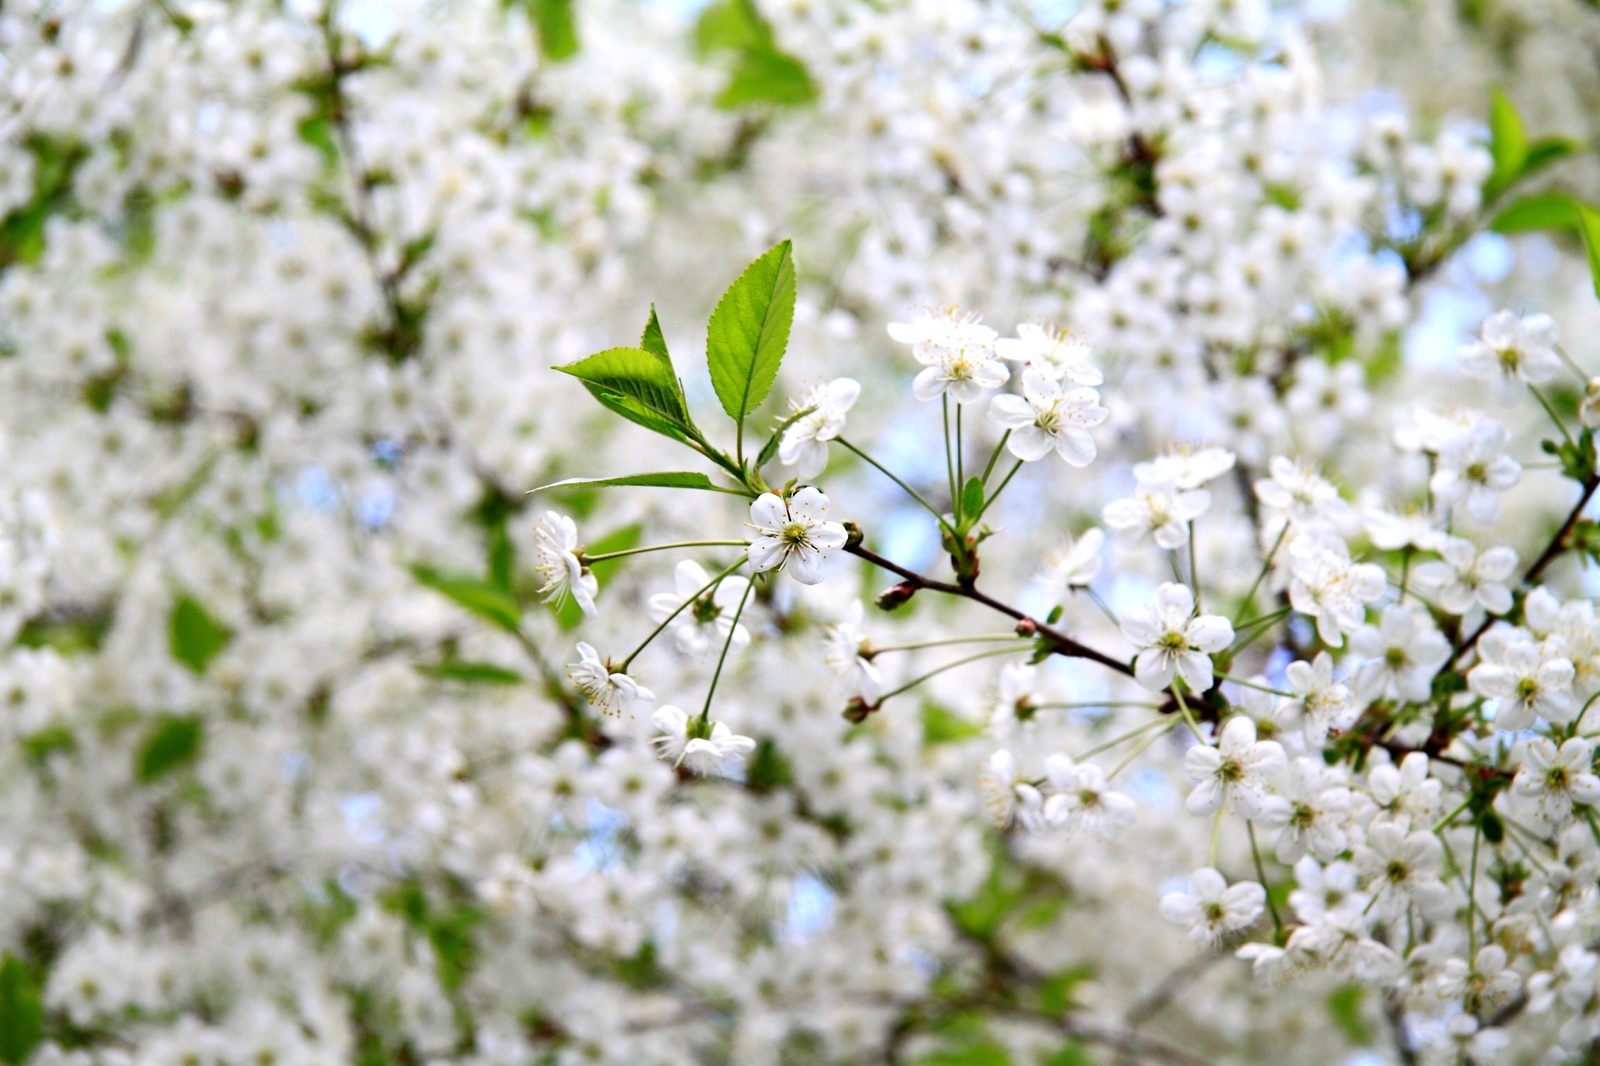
[875,581,919,611]
[1582,377,1600,429]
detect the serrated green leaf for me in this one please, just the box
[169,594,230,674]
[706,241,796,425]
[694,0,773,54]
[922,701,984,745]
[530,0,578,61]
[415,662,524,684]
[1488,192,1578,234]
[1576,202,1600,303]
[555,346,696,443]
[0,955,43,1066]
[756,404,816,467]
[531,472,721,493]
[1486,87,1527,198]
[136,715,203,782]
[640,305,671,368]
[412,565,523,632]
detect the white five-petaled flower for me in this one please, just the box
[822,601,882,703]
[1512,737,1600,824]
[651,705,756,777]
[994,322,1102,385]
[1255,456,1345,530]
[976,748,1046,831]
[1037,528,1104,602]
[1286,652,1356,749]
[1120,582,1233,692]
[647,560,751,657]
[987,662,1039,739]
[1041,753,1137,837]
[1133,446,1237,490]
[566,642,653,718]
[1353,823,1451,921]
[889,307,1009,404]
[1430,417,1520,523]
[1366,751,1442,830]
[1457,309,1561,403]
[531,510,597,616]
[746,488,847,585]
[1468,627,1576,730]
[1275,757,1353,863]
[1349,605,1450,704]
[1286,530,1386,648]
[987,368,1107,466]
[777,377,860,479]
[1159,867,1266,942]
[1102,476,1211,551]
[1412,536,1517,616]
[1184,716,1287,819]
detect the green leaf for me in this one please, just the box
[1523,136,1582,177]
[555,346,696,444]
[744,738,794,792]
[169,595,231,674]
[640,305,671,368]
[1327,984,1373,1046]
[411,564,523,632]
[1488,192,1578,234]
[531,472,722,493]
[719,50,817,108]
[21,725,77,765]
[1043,1045,1095,1066]
[917,1043,1014,1066]
[961,476,985,522]
[1486,87,1527,198]
[1038,965,1095,1015]
[706,241,797,425]
[1479,808,1505,844]
[923,701,984,745]
[0,955,43,1066]
[756,404,816,467]
[1576,202,1600,302]
[136,715,203,782]
[530,0,578,61]
[415,662,524,684]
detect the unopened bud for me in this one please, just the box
[842,697,873,723]
[1015,618,1038,637]
[1582,377,1600,430]
[843,521,864,550]
[876,581,918,611]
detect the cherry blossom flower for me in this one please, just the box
[1430,418,1520,523]
[531,510,597,616]
[1042,754,1136,837]
[1457,309,1560,403]
[976,749,1046,831]
[1411,536,1517,616]
[822,601,882,702]
[1469,628,1576,730]
[1285,652,1356,748]
[1120,582,1234,691]
[650,706,756,777]
[777,378,860,479]
[1037,528,1104,601]
[1102,476,1211,550]
[1286,530,1385,647]
[1349,605,1450,704]
[1184,716,1287,818]
[647,560,751,657]
[746,488,847,585]
[987,368,1107,466]
[890,307,1009,403]
[1159,867,1266,942]
[994,322,1102,385]
[1365,751,1442,830]
[566,643,653,718]
[1512,737,1600,824]
[1353,824,1451,921]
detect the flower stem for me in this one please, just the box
[700,578,756,723]
[1232,523,1287,625]
[583,540,749,563]
[1074,715,1177,760]
[868,633,1025,655]
[943,396,958,516]
[1431,795,1474,834]
[1218,674,1293,698]
[1531,384,1577,450]
[1105,717,1180,778]
[836,438,948,527]
[619,558,746,670]
[1086,587,1121,628]
[1247,821,1284,936]
[981,459,1024,516]
[1172,685,1208,743]
[981,432,1012,484]
[873,644,1030,705]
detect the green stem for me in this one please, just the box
[1219,674,1293,698]
[1033,699,1162,712]
[943,396,958,516]
[868,634,1025,655]
[1467,825,1482,957]
[1531,384,1577,450]
[981,432,1012,484]
[1228,607,1290,653]
[1086,587,1121,628]
[1209,807,1223,867]
[981,460,1025,516]
[873,645,1029,705]
[1172,685,1207,743]
[837,438,948,526]
[1074,715,1177,760]
[584,540,748,563]
[1233,523,1287,625]
[700,578,756,722]
[1431,795,1474,834]
[1187,521,1201,608]
[1105,717,1180,778]
[956,403,966,501]
[1247,821,1283,936]
[620,558,747,670]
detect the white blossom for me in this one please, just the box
[746,488,847,585]
[1120,582,1233,691]
[1159,868,1266,942]
[778,378,860,479]
[987,368,1107,466]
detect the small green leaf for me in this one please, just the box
[555,346,696,443]
[1576,202,1600,302]
[530,472,722,493]
[923,701,984,745]
[918,1042,1014,1066]
[719,50,816,108]
[961,476,985,522]
[640,305,671,368]
[0,955,43,1066]
[136,715,203,782]
[756,404,816,467]
[1488,192,1578,234]
[1038,965,1095,1015]
[1486,87,1527,198]
[1480,808,1505,844]
[1043,1045,1095,1066]
[21,725,77,765]
[530,0,578,61]
[415,662,524,684]
[169,594,231,674]
[411,565,523,633]
[706,241,797,425]
[744,738,794,792]
[1327,984,1372,1045]
[1523,136,1582,177]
